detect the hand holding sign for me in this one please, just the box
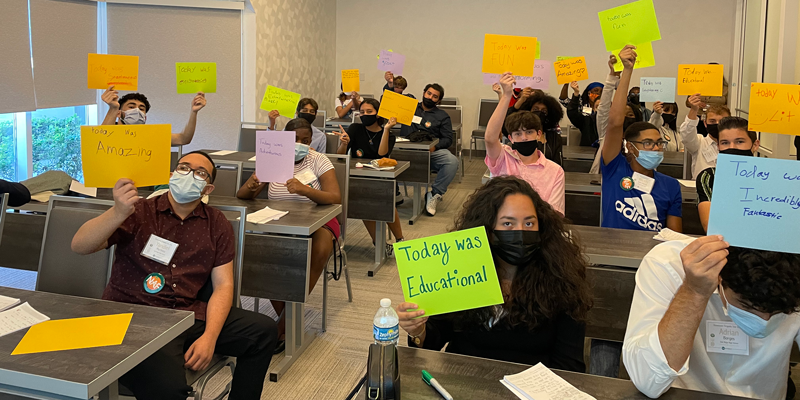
[612,42,655,72]
[112,178,139,220]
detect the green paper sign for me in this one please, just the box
[176,62,216,94]
[556,56,572,62]
[536,42,541,60]
[393,227,503,317]
[598,0,661,52]
[260,85,302,118]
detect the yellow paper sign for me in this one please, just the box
[341,69,360,93]
[87,53,139,91]
[80,124,171,188]
[748,83,800,136]
[598,0,662,51]
[12,313,133,355]
[612,42,656,72]
[677,64,724,96]
[482,34,538,76]
[176,62,216,94]
[554,57,589,85]
[259,85,302,118]
[378,89,419,126]
[535,42,541,59]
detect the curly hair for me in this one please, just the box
[119,93,151,112]
[450,176,593,330]
[721,247,800,315]
[517,91,564,129]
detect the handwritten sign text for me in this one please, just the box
[554,57,589,85]
[255,130,295,183]
[80,124,170,188]
[482,34,537,76]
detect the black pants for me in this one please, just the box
[120,307,278,400]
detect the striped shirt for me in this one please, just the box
[268,150,333,203]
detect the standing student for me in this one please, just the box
[650,102,683,152]
[508,89,565,166]
[397,176,592,370]
[601,45,682,233]
[628,86,653,122]
[335,85,362,119]
[266,97,327,153]
[565,81,602,147]
[682,95,731,179]
[336,98,405,255]
[484,73,565,215]
[100,86,207,146]
[236,119,341,354]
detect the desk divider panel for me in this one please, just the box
[393,149,430,184]
[348,177,395,222]
[585,266,637,342]
[0,212,46,271]
[241,234,310,303]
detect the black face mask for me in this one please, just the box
[490,230,541,266]
[298,112,316,125]
[360,114,378,126]
[628,93,640,104]
[662,114,677,130]
[623,117,638,132]
[706,123,720,139]
[422,97,437,109]
[720,148,753,157]
[511,140,541,157]
[531,110,550,128]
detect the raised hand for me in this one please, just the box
[337,125,350,145]
[492,83,502,95]
[688,94,706,111]
[102,85,120,109]
[680,235,729,298]
[653,101,664,114]
[191,92,206,112]
[570,81,580,95]
[619,45,637,69]
[385,117,398,130]
[385,71,394,84]
[519,87,534,100]
[112,178,138,219]
[397,302,428,337]
[499,72,515,95]
[608,54,618,74]
[268,110,280,127]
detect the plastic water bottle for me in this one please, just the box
[373,298,400,345]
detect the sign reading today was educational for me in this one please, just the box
[378,90,418,126]
[707,154,800,254]
[639,77,676,102]
[748,82,800,136]
[482,34,538,76]
[80,124,171,188]
[393,227,504,317]
[677,64,724,96]
[175,62,216,94]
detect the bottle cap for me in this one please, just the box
[380,298,391,307]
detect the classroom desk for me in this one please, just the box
[350,346,748,400]
[325,117,354,132]
[347,159,410,276]
[392,139,439,225]
[0,287,194,400]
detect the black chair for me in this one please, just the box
[470,99,499,161]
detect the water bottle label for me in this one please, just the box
[373,324,399,342]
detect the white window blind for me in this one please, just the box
[0,0,37,114]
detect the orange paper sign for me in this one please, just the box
[748,82,800,136]
[554,57,589,85]
[87,53,139,91]
[676,64,724,96]
[482,34,538,76]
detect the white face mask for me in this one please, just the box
[121,108,146,125]
[720,283,786,338]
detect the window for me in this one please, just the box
[30,106,93,181]
[0,113,15,181]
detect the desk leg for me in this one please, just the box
[409,183,424,225]
[368,221,388,277]
[269,302,316,382]
[98,381,120,400]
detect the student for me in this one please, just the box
[565,81,602,147]
[0,178,31,207]
[236,118,341,353]
[682,95,731,179]
[335,86,361,119]
[266,97,327,153]
[382,72,414,99]
[397,176,592,370]
[623,235,800,399]
[100,86,207,146]
[336,98,405,253]
[560,81,603,110]
[696,117,759,232]
[398,83,458,216]
[590,55,622,174]
[683,62,729,137]
[628,86,653,122]
[508,89,565,166]
[650,102,683,152]
[484,73,565,215]
[71,152,277,400]
[601,45,682,233]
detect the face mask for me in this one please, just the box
[706,123,720,139]
[628,93,640,104]
[298,112,316,125]
[588,93,600,104]
[422,97,437,109]
[121,108,146,125]
[511,140,540,157]
[169,172,207,204]
[662,114,677,130]
[489,230,541,266]
[720,284,785,338]
[623,117,638,132]
[630,145,664,170]
[531,110,550,128]
[360,114,378,126]
[294,142,310,161]
[720,148,754,157]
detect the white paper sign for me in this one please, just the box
[640,77,677,103]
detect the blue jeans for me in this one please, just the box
[430,149,458,196]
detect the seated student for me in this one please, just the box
[266,97,327,153]
[71,151,277,400]
[484,73,565,215]
[100,86,206,146]
[336,98,405,253]
[559,80,603,111]
[623,235,800,399]
[381,72,415,99]
[0,178,31,207]
[650,102,683,152]
[628,86,653,122]
[565,81,602,147]
[397,176,592,370]
[236,118,341,353]
[601,45,683,233]
[398,83,458,217]
[696,117,759,232]
[507,88,565,166]
[682,95,731,179]
[335,86,362,119]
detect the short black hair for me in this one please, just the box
[721,247,800,314]
[423,83,445,102]
[285,118,313,137]
[119,93,151,112]
[662,103,679,114]
[719,116,757,143]
[180,150,217,183]
[360,98,381,113]
[624,121,659,141]
[296,98,319,114]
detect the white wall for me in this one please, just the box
[336,0,737,146]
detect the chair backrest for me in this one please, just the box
[438,105,462,125]
[36,196,115,299]
[477,99,500,129]
[313,110,327,129]
[239,122,270,152]
[212,162,242,197]
[440,97,458,105]
[361,94,374,99]
[210,205,247,307]
[326,134,341,154]
[325,154,350,243]
[170,146,183,170]
[0,194,7,247]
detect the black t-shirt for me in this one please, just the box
[346,123,396,159]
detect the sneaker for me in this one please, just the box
[425,192,442,216]
[386,243,394,258]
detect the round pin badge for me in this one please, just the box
[143,272,165,294]
[356,149,363,157]
[620,177,634,191]
[424,121,431,128]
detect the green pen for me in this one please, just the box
[422,370,453,400]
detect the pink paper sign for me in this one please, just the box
[256,130,295,183]
[377,50,406,75]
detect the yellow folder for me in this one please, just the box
[12,313,133,355]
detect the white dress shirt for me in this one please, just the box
[590,73,620,174]
[679,116,718,179]
[623,239,800,400]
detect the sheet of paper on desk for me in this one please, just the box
[395,137,410,142]
[678,179,696,188]
[653,228,693,242]
[70,180,97,197]
[502,363,595,400]
[12,313,132,355]
[0,303,49,339]
[210,150,237,156]
[0,295,20,312]
[245,207,289,224]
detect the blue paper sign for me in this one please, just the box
[707,154,800,254]
[639,77,676,103]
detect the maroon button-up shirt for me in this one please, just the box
[103,194,235,320]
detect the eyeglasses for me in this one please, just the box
[175,163,210,181]
[629,140,667,150]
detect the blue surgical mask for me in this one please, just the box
[295,143,310,161]
[121,108,146,125]
[720,284,785,338]
[632,146,664,170]
[168,171,207,204]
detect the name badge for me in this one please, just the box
[412,115,422,125]
[701,144,718,164]
[294,169,317,185]
[632,172,655,194]
[141,234,179,265]
[706,320,749,356]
